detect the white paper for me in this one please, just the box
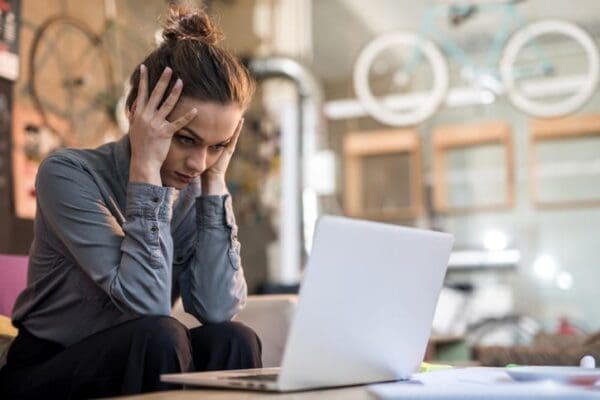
[369,367,600,399]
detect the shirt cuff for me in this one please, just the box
[126,182,177,220]
[196,195,235,227]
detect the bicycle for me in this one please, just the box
[26,0,167,149]
[353,0,600,126]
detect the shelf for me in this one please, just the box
[447,249,521,270]
[324,74,588,120]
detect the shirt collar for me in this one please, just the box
[114,134,131,190]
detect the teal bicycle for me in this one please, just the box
[353,0,600,126]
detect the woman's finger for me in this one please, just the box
[146,66,173,111]
[156,78,183,119]
[168,108,198,134]
[136,64,148,111]
[227,118,244,152]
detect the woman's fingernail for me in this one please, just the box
[176,78,183,87]
[140,64,145,73]
[164,66,172,74]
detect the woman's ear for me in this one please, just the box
[128,99,138,126]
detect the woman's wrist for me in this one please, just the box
[129,162,162,186]
[201,175,228,196]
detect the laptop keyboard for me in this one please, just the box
[222,373,279,381]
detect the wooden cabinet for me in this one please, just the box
[343,129,423,220]
[432,121,514,213]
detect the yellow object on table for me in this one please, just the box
[420,361,453,372]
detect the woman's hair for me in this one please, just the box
[125,5,255,112]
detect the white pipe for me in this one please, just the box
[279,103,301,283]
[324,73,590,120]
[246,56,324,282]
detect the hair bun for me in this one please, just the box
[162,5,223,45]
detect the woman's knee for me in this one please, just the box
[190,321,262,370]
[191,321,262,356]
[210,321,261,352]
[130,316,191,355]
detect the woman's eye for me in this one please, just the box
[176,135,195,146]
[210,143,227,151]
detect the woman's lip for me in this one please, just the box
[174,172,194,182]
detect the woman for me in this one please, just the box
[0,5,261,398]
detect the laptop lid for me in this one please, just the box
[277,215,454,391]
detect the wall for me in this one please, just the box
[1,0,185,254]
[1,0,275,293]
[315,0,600,331]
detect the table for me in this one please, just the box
[116,385,376,399]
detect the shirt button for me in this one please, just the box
[151,225,158,232]
[152,196,160,203]
[176,256,183,262]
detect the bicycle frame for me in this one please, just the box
[354,1,599,125]
[406,1,551,82]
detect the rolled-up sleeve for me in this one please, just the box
[178,194,247,324]
[36,155,176,316]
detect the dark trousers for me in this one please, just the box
[0,316,262,399]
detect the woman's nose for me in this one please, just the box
[185,147,207,174]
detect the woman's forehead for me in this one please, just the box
[172,97,242,142]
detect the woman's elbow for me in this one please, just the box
[192,297,244,324]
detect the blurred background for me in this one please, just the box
[1,0,600,364]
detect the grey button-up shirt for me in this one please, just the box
[11,135,247,346]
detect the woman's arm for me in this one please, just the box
[176,119,248,323]
[36,65,197,316]
[177,194,247,324]
[36,153,177,316]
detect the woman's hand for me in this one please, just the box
[201,118,244,196]
[129,65,198,186]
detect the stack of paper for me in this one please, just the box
[369,367,600,399]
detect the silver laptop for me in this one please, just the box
[162,215,454,392]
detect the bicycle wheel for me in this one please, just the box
[353,31,449,126]
[500,19,599,118]
[28,16,119,148]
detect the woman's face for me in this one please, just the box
[160,97,243,189]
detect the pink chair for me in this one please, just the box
[0,255,28,317]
